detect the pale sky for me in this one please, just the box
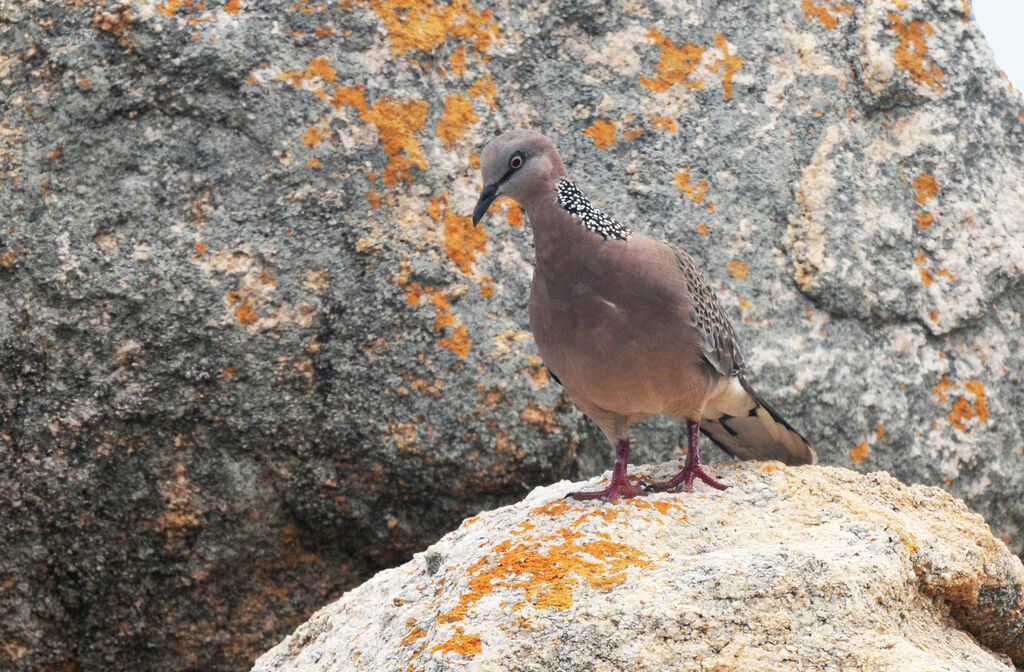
[972,0,1024,90]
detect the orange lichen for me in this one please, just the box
[370,97,429,184]
[887,14,944,93]
[194,241,207,253]
[935,268,954,280]
[649,115,677,133]
[697,223,709,235]
[276,55,336,87]
[948,379,988,431]
[848,440,869,465]
[674,166,708,204]
[919,268,933,286]
[364,0,501,57]
[466,74,498,108]
[365,189,382,208]
[642,29,740,100]
[300,124,325,147]
[438,324,471,358]
[708,34,742,100]
[432,628,482,656]
[505,202,523,228]
[438,534,650,626]
[520,400,558,434]
[800,0,852,30]
[235,298,259,325]
[450,44,467,76]
[431,193,488,275]
[913,172,938,204]
[876,423,886,439]
[224,0,240,13]
[91,3,134,35]
[583,120,618,149]
[642,28,706,92]
[330,84,370,116]
[436,93,478,148]
[916,212,934,228]
[727,259,749,280]
[622,128,643,141]
[406,283,471,357]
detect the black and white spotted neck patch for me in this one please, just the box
[555,179,631,241]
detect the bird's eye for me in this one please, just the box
[509,154,524,170]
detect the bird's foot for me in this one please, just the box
[644,463,728,493]
[567,477,646,502]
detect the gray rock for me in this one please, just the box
[252,462,1024,671]
[1,0,1022,670]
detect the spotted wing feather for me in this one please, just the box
[673,248,744,378]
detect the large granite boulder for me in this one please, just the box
[1,0,1021,670]
[252,463,1024,671]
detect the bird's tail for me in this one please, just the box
[700,376,817,466]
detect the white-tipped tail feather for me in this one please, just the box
[701,376,817,466]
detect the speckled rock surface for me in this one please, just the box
[1,0,1023,670]
[253,462,1024,671]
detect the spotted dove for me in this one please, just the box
[472,130,816,500]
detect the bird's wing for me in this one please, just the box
[672,248,744,378]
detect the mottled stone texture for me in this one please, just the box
[0,0,1022,670]
[253,463,1024,671]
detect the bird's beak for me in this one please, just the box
[472,182,500,226]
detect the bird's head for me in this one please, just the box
[472,130,567,225]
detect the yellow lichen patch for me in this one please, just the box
[708,34,742,100]
[436,93,478,149]
[402,279,472,358]
[401,619,427,646]
[438,324,471,358]
[530,499,577,517]
[800,0,853,30]
[450,44,467,75]
[932,375,956,402]
[300,124,326,147]
[276,55,336,88]
[649,115,677,133]
[328,85,429,184]
[430,193,489,275]
[916,212,934,228]
[505,202,523,228]
[364,0,501,57]
[330,84,370,116]
[887,14,944,93]
[949,380,988,431]
[932,377,988,432]
[641,28,706,93]
[674,166,709,204]
[431,628,482,656]
[912,172,938,204]
[466,74,498,108]
[520,400,558,434]
[727,259,749,280]
[363,97,430,185]
[583,120,618,149]
[438,533,651,627]
[848,440,869,465]
[91,3,133,35]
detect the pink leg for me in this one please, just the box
[568,439,646,501]
[646,420,727,492]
